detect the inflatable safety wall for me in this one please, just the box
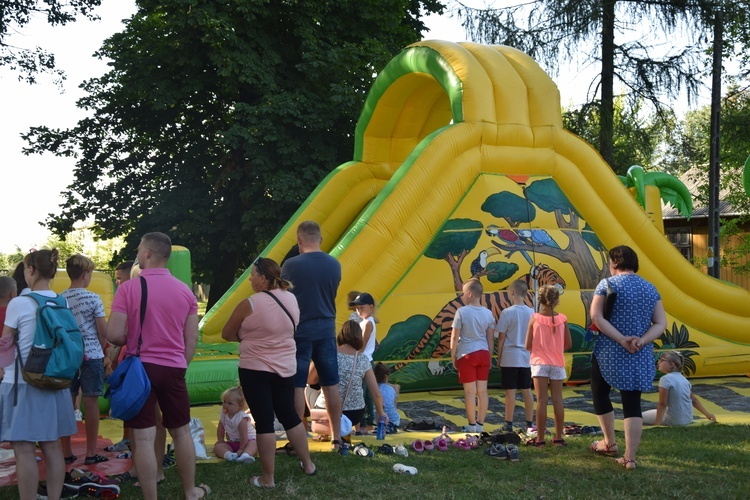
[200,41,750,392]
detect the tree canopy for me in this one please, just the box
[1,0,102,83]
[452,0,750,167]
[24,0,444,307]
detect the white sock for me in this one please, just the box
[224,451,238,461]
[236,453,256,464]
[467,424,476,433]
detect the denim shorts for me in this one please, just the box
[295,335,339,387]
[70,358,105,397]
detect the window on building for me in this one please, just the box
[666,227,692,261]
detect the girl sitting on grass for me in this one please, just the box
[643,351,716,426]
[214,386,258,463]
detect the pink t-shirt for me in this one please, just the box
[238,290,299,378]
[110,268,198,369]
[529,312,567,368]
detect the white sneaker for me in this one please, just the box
[394,444,409,457]
[74,410,83,422]
[393,463,417,475]
[236,453,255,464]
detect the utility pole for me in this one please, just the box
[708,4,722,278]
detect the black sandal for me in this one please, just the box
[64,455,77,464]
[84,454,109,464]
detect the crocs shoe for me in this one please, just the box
[506,444,520,462]
[411,439,424,453]
[394,444,409,457]
[453,438,471,450]
[423,439,434,451]
[434,438,449,452]
[393,463,418,475]
[485,443,508,460]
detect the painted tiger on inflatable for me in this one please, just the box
[389,264,566,375]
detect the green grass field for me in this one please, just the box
[4,424,747,499]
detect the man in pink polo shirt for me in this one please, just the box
[107,232,210,500]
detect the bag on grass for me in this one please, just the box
[17,293,83,390]
[190,417,209,459]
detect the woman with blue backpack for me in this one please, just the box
[0,249,79,500]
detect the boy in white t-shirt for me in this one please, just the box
[60,254,108,465]
[494,279,535,432]
[451,279,495,433]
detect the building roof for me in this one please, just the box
[661,166,744,219]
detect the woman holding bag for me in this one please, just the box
[222,257,315,489]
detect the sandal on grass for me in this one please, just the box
[615,457,637,470]
[525,438,546,447]
[552,439,566,446]
[197,484,211,498]
[590,440,618,456]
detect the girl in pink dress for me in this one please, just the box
[525,285,571,447]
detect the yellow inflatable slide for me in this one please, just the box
[200,41,750,391]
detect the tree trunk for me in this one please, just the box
[599,0,616,167]
[206,250,241,310]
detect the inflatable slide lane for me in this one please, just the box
[200,41,750,392]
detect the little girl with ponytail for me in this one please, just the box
[524,284,572,447]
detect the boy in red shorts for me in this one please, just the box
[451,279,495,433]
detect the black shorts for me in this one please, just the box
[500,367,532,390]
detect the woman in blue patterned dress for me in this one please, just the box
[589,245,667,470]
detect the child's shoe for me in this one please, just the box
[224,451,238,461]
[237,453,256,464]
[394,444,409,457]
[485,443,508,460]
[506,443,520,462]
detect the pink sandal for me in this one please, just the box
[465,434,480,449]
[453,438,471,450]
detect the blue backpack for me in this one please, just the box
[16,293,84,391]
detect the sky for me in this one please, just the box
[0,1,708,254]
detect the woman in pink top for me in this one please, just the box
[524,285,572,447]
[222,257,315,489]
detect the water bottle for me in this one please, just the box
[376,415,387,440]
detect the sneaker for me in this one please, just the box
[66,468,119,488]
[485,443,508,460]
[394,444,409,457]
[393,463,418,475]
[506,443,520,462]
[74,410,83,422]
[37,483,79,499]
[236,453,256,464]
[105,439,130,452]
[77,483,120,498]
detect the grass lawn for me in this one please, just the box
[5,423,747,499]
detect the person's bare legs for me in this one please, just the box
[321,384,342,445]
[462,382,477,426]
[522,388,534,424]
[476,380,489,426]
[83,396,100,458]
[595,411,617,451]
[533,377,549,441]
[154,422,166,482]
[621,417,642,467]
[255,433,276,487]
[39,440,65,500]
[504,388,516,424]
[286,422,315,474]
[13,441,38,500]
[168,423,207,499]
[132,427,158,500]
[550,379,565,441]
